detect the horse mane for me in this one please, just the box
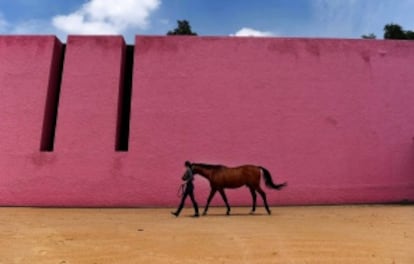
[193,163,226,170]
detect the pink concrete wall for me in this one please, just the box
[0,36,62,152]
[0,36,413,207]
[129,37,414,206]
[55,36,125,152]
[0,36,63,205]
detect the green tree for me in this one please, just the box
[384,23,407,39]
[405,30,414,40]
[167,20,197,36]
[361,33,376,39]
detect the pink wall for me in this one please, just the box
[0,35,413,207]
[55,36,125,153]
[0,36,61,152]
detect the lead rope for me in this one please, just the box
[176,168,193,197]
[176,182,186,197]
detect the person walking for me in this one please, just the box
[172,165,199,217]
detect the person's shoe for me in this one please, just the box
[171,212,179,217]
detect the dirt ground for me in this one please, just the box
[0,205,413,264]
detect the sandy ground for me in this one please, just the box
[0,205,413,264]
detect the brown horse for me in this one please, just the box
[182,161,287,215]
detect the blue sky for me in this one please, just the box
[1,0,413,43]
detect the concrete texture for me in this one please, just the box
[129,37,414,206]
[0,36,62,153]
[55,36,125,152]
[0,36,413,206]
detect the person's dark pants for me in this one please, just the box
[173,191,199,216]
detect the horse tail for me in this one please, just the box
[260,167,287,190]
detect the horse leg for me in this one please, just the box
[203,189,217,216]
[257,187,271,215]
[248,186,257,214]
[218,189,231,215]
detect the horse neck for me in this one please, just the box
[192,165,213,180]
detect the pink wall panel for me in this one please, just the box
[21,36,128,206]
[129,37,414,206]
[0,36,62,204]
[54,36,125,152]
[0,36,62,153]
[1,36,413,207]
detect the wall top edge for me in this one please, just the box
[0,35,60,40]
[134,35,414,43]
[1,34,413,45]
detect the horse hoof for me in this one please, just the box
[249,211,255,215]
[267,210,272,215]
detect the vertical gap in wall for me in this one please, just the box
[115,45,133,151]
[40,43,66,151]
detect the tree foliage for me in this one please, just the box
[384,24,406,39]
[361,33,376,39]
[405,30,414,39]
[167,20,197,36]
[362,23,414,40]
[384,23,414,40]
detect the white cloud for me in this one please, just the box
[52,0,161,35]
[231,27,275,37]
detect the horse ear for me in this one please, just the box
[185,161,191,167]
